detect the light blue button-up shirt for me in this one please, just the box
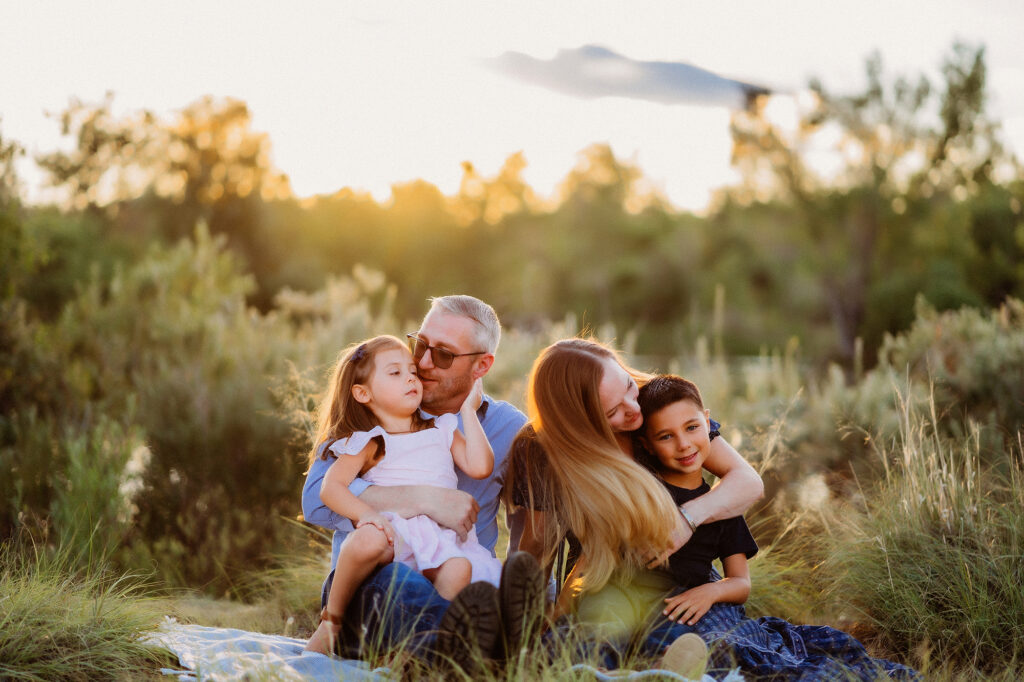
[301,395,526,570]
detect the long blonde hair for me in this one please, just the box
[516,338,681,592]
[307,335,430,468]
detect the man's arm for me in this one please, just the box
[302,444,480,539]
[358,485,479,541]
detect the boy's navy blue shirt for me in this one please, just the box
[659,479,758,590]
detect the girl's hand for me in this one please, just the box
[461,377,484,414]
[662,583,719,626]
[356,513,395,545]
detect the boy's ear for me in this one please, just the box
[704,408,711,426]
[351,384,371,404]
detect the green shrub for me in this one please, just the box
[49,414,147,565]
[48,226,306,590]
[823,393,1024,672]
[0,539,168,681]
[881,296,1024,455]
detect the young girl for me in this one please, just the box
[304,335,502,655]
[633,375,919,680]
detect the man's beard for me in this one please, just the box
[420,370,473,413]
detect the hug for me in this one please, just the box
[301,294,919,680]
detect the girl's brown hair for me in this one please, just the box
[307,335,430,468]
[514,338,680,593]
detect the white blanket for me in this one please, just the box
[144,618,741,681]
[143,619,385,681]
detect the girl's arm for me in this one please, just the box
[662,553,751,626]
[451,378,494,479]
[320,441,395,542]
[685,435,763,528]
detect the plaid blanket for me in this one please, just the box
[694,603,920,681]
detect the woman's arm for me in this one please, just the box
[517,509,550,568]
[647,436,763,567]
[686,436,763,526]
[551,554,585,622]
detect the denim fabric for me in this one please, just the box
[324,562,451,659]
[540,611,698,671]
[693,602,920,681]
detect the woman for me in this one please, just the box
[506,338,763,662]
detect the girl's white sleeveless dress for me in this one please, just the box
[328,413,501,586]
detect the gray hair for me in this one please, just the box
[427,295,501,353]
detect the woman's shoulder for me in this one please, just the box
[511,422,539,446]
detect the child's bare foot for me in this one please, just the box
[304,618,341,655]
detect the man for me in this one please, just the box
[302,295,539,667]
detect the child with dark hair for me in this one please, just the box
[633,375,919,680]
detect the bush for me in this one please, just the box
[0,538,168,681]
[822,392,1024,672]
[880,296,1024,456]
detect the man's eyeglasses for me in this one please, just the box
[406,334,486,370]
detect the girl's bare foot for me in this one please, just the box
[304,619,341,655]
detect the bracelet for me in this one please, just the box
[678,505,699,533]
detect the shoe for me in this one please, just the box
[498,551,546,661]
[436,581,501,675]
[658,632,708,680]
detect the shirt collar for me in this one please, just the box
[420,395,491,421]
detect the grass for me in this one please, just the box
[819,391,1024,675]
[168,544,327,638]
[6,375,1023,679]
[0,538,171,681]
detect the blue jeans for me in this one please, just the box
[322,563,451,659]
[543,611,697,670]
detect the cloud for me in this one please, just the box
[485,45,770,111]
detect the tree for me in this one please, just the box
[726,43,1011,368]
[37,93,157,213]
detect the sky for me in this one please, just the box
[2,0,1023,213]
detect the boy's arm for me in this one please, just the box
[662,553,751,626]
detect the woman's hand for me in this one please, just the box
[356,512,396,545]
[645,515,693,568]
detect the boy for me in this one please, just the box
[636,375,919,681]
